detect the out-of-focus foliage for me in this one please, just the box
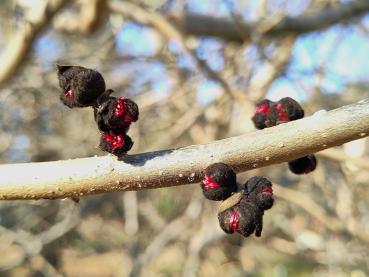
[0,0,369,276]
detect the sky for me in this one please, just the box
[14,0,369,105]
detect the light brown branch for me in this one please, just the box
[167,1,369,42]
[0,99,369,200]
[54,0,108,34]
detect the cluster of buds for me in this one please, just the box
[252,97,317,175]
[94,89,139,155]
[200,163,274,238]
[251,97,304,130]
[57,65,139,156]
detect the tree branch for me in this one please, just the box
[0,0,69,85]
[167,1,369,42]
[109,1,246,101]
[0,99,369,200]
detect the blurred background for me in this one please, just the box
[0,0,369,276]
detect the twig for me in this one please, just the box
[182,211,225,277]
[129,194,203,276]
[0,99,368,200]
[274,183,369,243]
[37,201,80,244]
[139,201,166,231]
[273,184,342,232]
[0,202,79,272]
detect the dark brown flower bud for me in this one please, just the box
[99,132,133,156]
[266,97,304,127]
[94,93,139,133]
[288,155,317,175]
[251,99,275,129]
[242,176,274,211]
[201,163,237,201]
[218,192,264,237]
[57,65,106,108]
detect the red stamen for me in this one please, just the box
[229,210,239,232]
[103,133,124,149]
[64,89,74,100]
[202,175,220,190]
[114,98,126,117]
[276,103,289,121]
[255,104,270,115]
[261,186,273,196]
[114,98,134,124]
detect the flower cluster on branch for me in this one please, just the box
[57,65,139,156]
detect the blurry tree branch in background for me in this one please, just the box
[167,1,369,42]
[0,0,69,85]
[0,201,80,272]
[129,193,203,276]
[0,98,368,200]
[317,148,369,170]
[1,0,368,87]
[109,1,244,101]
[54,0,108,34]
[108,0,369,101]
[273,183,369,242]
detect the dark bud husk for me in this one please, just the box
[288,154,317,175]
[251,99,275,130]
[243,176,274,211]
[94,93,139,133]
[57,65,106,108]
[201,162,237,201]
[218,192,264,237]
[266,97,304,127]
[99,132,133,156]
